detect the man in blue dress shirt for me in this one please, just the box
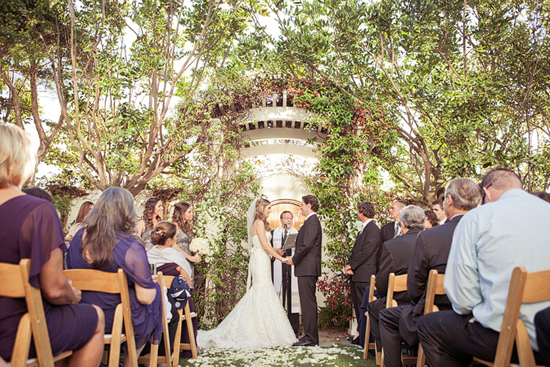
[418,167,550,366]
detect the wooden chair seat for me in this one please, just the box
[0,259,73,367]
[65,268,138,367]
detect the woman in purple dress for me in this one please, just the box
[0,125,104,366]
[147,221,198,358]
[67,187,163,366]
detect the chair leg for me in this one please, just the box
[417,343,426,367]
[149,343,159,367]
[172,309,183,367]
[364,313,371,359]
[184,306,198,359]
[375,341,381,365]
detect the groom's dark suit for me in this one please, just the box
[293,213,322,345]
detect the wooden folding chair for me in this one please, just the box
[381,273,416,366]
[363,274,381,363]
[163,275,198,364]
[414,269,446,367]
[64,268,138,367]
[0,259,72,367]
[138,272,172,367]
[473,267,550,367]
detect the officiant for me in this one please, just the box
[271,210,300,337]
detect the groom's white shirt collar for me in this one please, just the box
[305,212,317,221]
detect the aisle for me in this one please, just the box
[179,344,377,367]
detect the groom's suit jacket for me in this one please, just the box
[348,220,381,282]
[293,213,322,277]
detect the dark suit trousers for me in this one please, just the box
[351,280,369,324]
[535,306,550,367]
[418,311,499,367]
[379,306,407,367]
[367,297,387,352]
[298,276,319,344]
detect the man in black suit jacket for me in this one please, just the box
[378,178,481,367]
[345,201,380,326]
[368,205,425,356]
[378,200,406,270]
[380,200,407,243]
[289,195,322,346]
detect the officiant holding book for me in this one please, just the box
[271,210,300,337]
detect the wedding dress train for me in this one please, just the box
[197,232,297,349]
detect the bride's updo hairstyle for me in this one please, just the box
[150,221,178,247]
[255,198,271,232]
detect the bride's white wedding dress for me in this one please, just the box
[197,232,297,349]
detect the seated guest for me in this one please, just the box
[66,201,94,243]
[430,199,447,224]
[535,306,550,367]
[369,206,425,357]
[136,197,164,250]
[423,209,438,229]
[0,124,104,366]
[379,178,481,367]
[23,187,53,202]
[67,187,162,366]
[148,221,198,359]
[418,168,550,366]
[147,221,193,286]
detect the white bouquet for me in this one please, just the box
[189,237,210,256]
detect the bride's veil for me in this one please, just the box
[245,198,258,290]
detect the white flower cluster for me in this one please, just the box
[194,196,225,252]
[187,344,362,367]
[189,237,210,256]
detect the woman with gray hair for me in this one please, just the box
[399,205,426,233]
[0,124,104,366]
[67,187,163,366]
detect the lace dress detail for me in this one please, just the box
[197,232,297,349]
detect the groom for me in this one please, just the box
[288,195,322,346]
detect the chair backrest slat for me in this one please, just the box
[368,274,376,302]
[64,269,121,294]
[522,269,550,304]
[0,262,26,298]
[386,273,407,309]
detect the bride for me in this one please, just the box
[197,198,298,349]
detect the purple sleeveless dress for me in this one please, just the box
[67,229,163,348]
[0,195,98,360]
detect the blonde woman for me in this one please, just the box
[0,125,104,366]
